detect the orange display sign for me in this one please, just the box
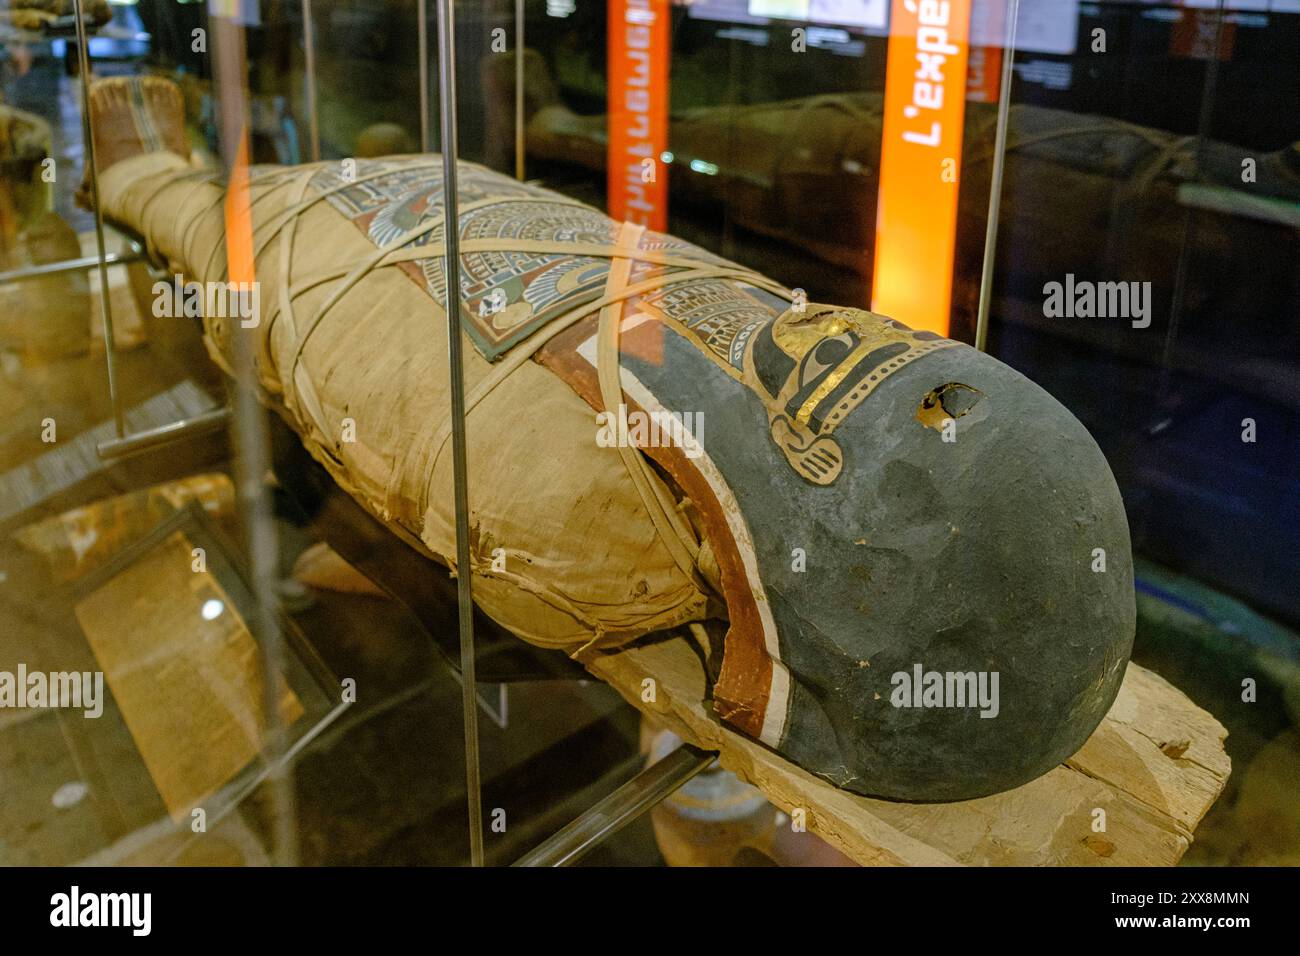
[223,127,255,288]
[607,0,670,232]
[966,44,1002,103]
[965,0,1006,104]
[1171,9,1236,62]
[872,0,973,337]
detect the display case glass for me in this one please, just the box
[1,0,1295,868]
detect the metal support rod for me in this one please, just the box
[211,14,298,867]
[973,0,1020,354]
[96,407,231,460]
[71,0,124,438]
[1160,0,1225,397]
[513,744,717,867]
[0,247,143,285]
[418,0,431,153]
[514,0,525,181]
[435,0,485,868]
[301,0,321,162]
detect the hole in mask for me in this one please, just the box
[916,382,984,431]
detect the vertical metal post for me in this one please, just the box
[211,14,298,867]
[301,0,321,162]
[514,0,525,181]
[71,0,124,437]
[1160,0,1225,395]
[436,0,485,868]
[974,0,1020,354]
[418,0,431,152]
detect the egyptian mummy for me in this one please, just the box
[89,77,1134,802]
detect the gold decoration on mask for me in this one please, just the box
[744,304,957,486]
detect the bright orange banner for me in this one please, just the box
[966,44,1002,103]
[872,0,973,337]
[223,127,255,287]
[607,0,670,231]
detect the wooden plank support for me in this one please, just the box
[578,634,1230,867]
